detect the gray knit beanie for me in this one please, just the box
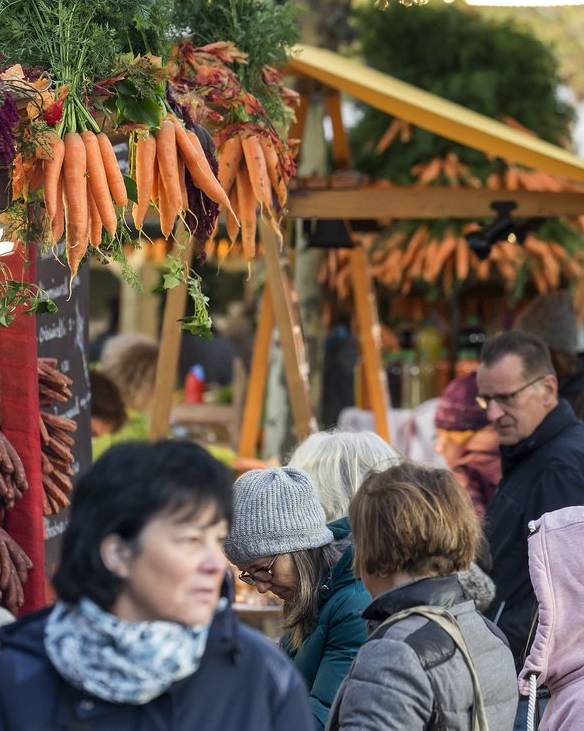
[516,291,578,355]
[224,467,334,565]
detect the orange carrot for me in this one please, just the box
[43,136,65,222]
[218,135,242,196]
[157,159,175,239]
[241,134,272,211]
[155,120,182,215]
[132,133,157,230]
[151,164,159,206]
[259,136,286,207]
[96,133,128,207]
[81,130,117,237]
[226,186,240,246]
[169,117,237,220]
[51,177,64,245]
[88,188,102,247]
[178,156,188,211]
[236,165,257,260]
[63,132,89,277]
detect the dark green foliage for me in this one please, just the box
[350,2,574,182]
[0,0,174,86]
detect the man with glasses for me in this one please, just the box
[477,330,584,728]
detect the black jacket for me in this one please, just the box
[0,603,313,731]
[485,399,584,667]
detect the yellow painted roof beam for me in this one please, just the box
[288,44,584,183]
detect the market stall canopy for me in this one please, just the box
[288,45,584,183]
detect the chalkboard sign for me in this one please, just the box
[36,246,91,580]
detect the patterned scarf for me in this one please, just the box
[44,598,214,705]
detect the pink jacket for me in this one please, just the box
[519,506,584,730]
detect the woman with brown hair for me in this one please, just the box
[225,467,370,731]
[326,461,517,731]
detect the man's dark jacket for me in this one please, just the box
[485,399,584,667]
[0,602,313,730]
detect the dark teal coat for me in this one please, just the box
[282,518,371,730]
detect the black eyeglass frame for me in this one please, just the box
[475,375,546,411]
[238,555,279,586]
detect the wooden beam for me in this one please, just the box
[289,93,310,142]
[289,45,584,183]
[149,227,194,441]
[288,187,584,220]
[324,92,351,170]
[260,220,316,441]
[238,289,275,458]
[350,246,392,443]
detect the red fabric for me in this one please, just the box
[0,248,46,614]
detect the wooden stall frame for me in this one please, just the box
[149,225,194,441]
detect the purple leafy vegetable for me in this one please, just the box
[166,89,219,249]
[0,89,19,167]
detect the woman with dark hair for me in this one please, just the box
[327,461,517,731]
[0,441,312,730]
[225,467,370,731]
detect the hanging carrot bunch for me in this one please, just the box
[169,40,298,261]
[129,114,238,240]
[214,125,294,259]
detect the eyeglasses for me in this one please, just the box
[475,375,545,411]
[238,556,279,586]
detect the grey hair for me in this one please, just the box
[283,543,342,650]
[288,430,402,522]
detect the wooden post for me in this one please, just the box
[149,227,194,441]
[238,289,275,458]
[350,246,392,442]
[324,92,351,169]
[260,219,316,441]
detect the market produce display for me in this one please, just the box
[0,430,29,512]
[0,527,32,614]
[38,358,75,517]
[0,430,32,613]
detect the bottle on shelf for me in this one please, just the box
[184,364,206,404]
[385,351,403,409]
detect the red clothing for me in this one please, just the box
[452,425,501,519]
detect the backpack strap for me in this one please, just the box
[371,605,489,731]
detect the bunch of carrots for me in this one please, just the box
[216,129,288,260]
[320,226,583,300]
[43,128,127,277]
[131,115,236,240]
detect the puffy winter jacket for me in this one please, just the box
[326,575,518,731]
[519,506,584,730]
[0,601,313,731]
[283,518,371,730]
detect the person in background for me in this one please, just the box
[477,331,584,729]
[519,506,584,731]
[290,429,495,613]
[288,430,401,522]
[225,467,370,731]
[516,290,584,419]
[0,441,313,730]
[100,334,158,423]
[434,371,501,519]
[89,370,127,452]
[327,461,518,731]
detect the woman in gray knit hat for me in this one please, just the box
[225,467,371,731]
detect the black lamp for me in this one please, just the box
[303,219,355,249]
